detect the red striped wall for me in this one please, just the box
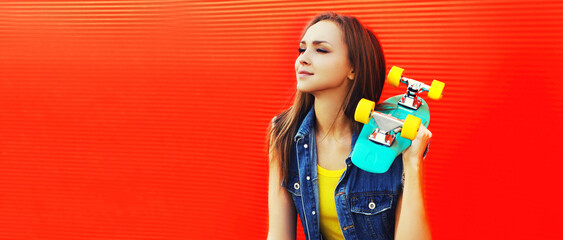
[1,1,562,239]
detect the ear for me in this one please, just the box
[347,69,355,81]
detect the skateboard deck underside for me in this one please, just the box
[351,95,431,173]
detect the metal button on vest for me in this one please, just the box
[306,176,310,180]
[304,144,308,149]
[368,202,376,209]
[294,183,300,190]
[312,211,316,215]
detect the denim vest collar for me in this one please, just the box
[294,106,316,142]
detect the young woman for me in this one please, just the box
[268,12,432,240]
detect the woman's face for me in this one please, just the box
[295,20,354,94]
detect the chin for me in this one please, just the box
[296,82,313,93]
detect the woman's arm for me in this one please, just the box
[267,148,297,240]
[394,125,432,240]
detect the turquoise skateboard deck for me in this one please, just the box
[351,95,430,173]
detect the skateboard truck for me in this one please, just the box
[355,99,423,147]
[367,111,404,147]
[387,66,445,110]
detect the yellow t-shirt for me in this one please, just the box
[317,164,346,240]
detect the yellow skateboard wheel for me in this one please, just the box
[387,66,404,88]
[428,80,445,100]
[355,98,375,124]
[401,115,421,140]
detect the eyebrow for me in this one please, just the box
[300,40,330,45]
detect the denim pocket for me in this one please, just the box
[350,193,394,239]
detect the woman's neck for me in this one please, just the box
[313,93,352,141]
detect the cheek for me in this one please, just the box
[324,58,350,79]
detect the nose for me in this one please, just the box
[297,51,310,65]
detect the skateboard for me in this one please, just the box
[351,66,445,173]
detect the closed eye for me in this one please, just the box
[317,48,329,53]
[298,48,305,53]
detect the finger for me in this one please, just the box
[419,125,432,139]
[415,129,431,145]
[417,125,428,139]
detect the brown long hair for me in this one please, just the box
[268,12,386,180]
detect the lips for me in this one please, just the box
[297,69,314,79]
[298,70,313,75]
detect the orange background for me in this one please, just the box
[1,1,563,239]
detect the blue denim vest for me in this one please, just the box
[282,107,404,240]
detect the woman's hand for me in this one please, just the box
[402,124,432,169]
[396,124,433,240]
